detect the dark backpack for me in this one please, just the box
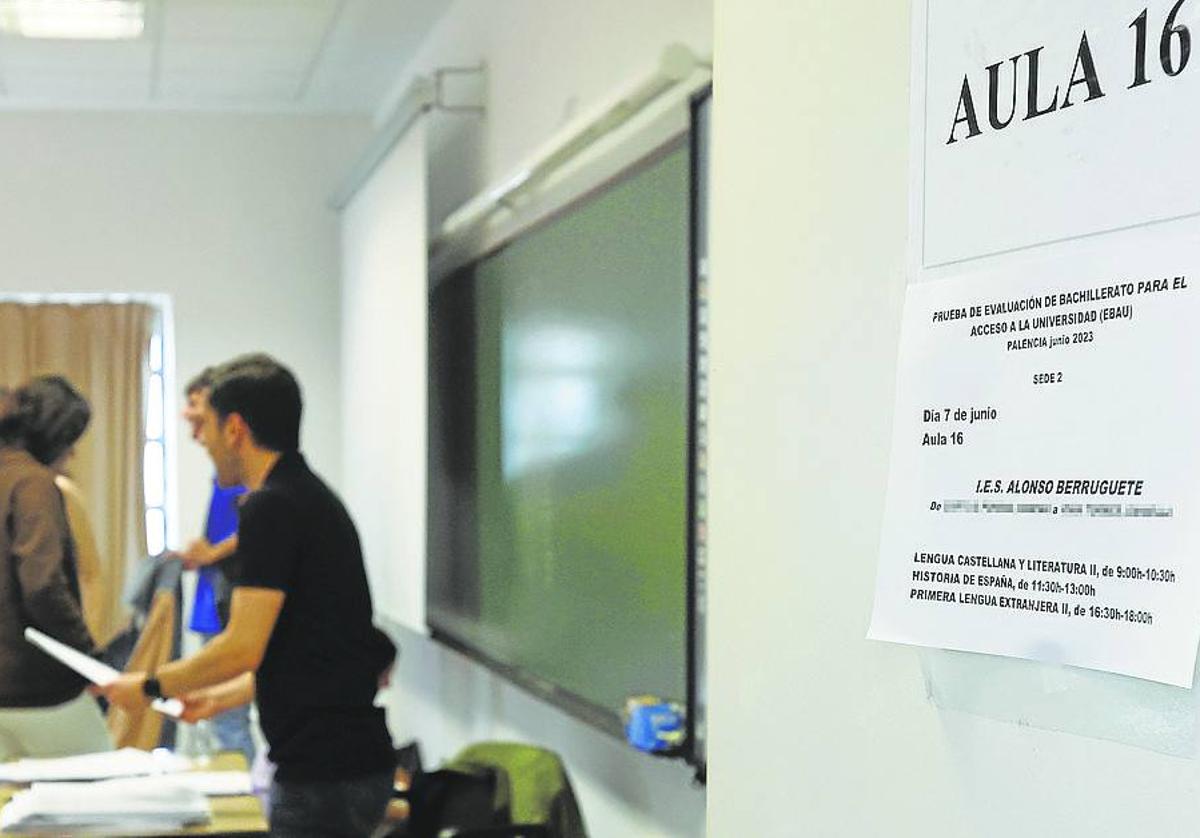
[402,766,505,837]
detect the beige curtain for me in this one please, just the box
[0,301,154,646]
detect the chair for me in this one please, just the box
[103,555,184,750]
[105,588,177,749]
[385,742,587,838]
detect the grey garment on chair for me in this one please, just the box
[123,554,184,617]
[105,553,184,675]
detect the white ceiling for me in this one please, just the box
[0,0,450,113]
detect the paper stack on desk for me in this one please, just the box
[0,748,191,784]
[0,776,211,832]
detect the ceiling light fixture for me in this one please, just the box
[0,0,145,40]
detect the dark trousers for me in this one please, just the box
[269,770,393,838]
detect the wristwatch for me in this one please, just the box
[142,675,164,700]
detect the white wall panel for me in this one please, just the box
[341,118,429,633]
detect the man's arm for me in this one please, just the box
[179,672,255,724]
[101,586,282,710]
[178,534,238,571]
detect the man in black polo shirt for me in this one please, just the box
[103,354,396,837]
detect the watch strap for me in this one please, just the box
[142,675,164,700]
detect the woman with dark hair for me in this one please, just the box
[18,376,92,470]
[0,376,112,760]
[22,377,111,643]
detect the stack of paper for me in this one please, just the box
[0,776,211,832]
[0,748,190,784]
[150,771,253,797]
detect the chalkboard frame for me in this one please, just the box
[425,110,706,766]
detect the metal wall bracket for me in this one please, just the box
[434,63,486,114]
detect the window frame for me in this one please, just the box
[0,292,177,559]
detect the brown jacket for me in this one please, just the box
[0,446,96,707]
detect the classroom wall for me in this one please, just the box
[377,0,713,231]
[705,2,920,832]
[369,2,711,836]
[708,2,1200,836]
[340,120,428,634]
[0,113,368,543]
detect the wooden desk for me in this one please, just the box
[0,751,268,837]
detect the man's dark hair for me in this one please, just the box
[14,376,92,466]
[185,367,215,396]
[208,354,302,452]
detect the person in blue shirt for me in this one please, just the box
[190,477,246,630]
[171,369,255,764]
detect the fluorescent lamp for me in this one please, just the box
[0,0,145,40]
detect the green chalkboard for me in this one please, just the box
[427,141,691,732]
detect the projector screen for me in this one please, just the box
[427,139,692,734]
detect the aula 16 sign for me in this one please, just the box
[947,0,1192,144]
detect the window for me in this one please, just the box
[0,293,171,642]
[144,326,168,556]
